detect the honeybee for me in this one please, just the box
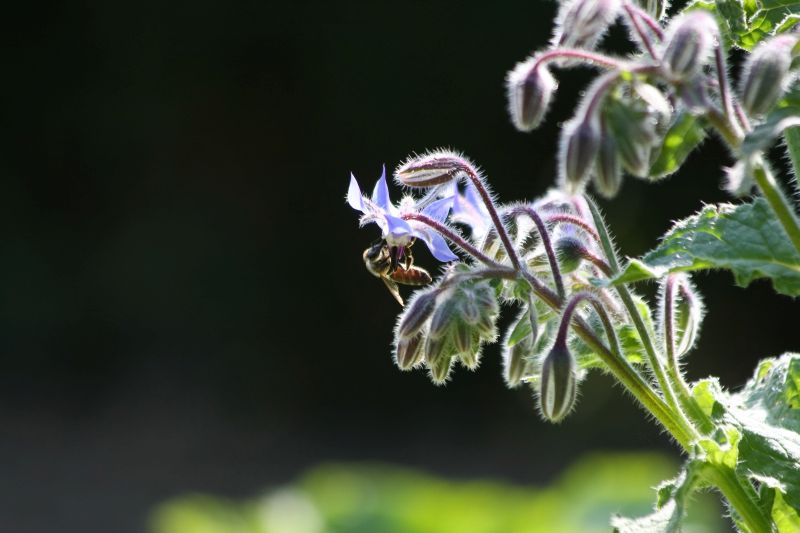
[363,238,432,305]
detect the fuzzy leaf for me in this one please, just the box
[727,353,800,510]
[596,199,800,296]
[688,0,800,49]
[649,114,706,179]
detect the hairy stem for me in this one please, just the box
[505,205,565,298]
[585,198,700,441]
[533,48,624,70]
[752,160,800,254]
[623,4,658,59]
[663,276,714,433]
[709,467,772,533]
[463,170,522,270]
[519,270,694,449]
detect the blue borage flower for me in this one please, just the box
[347,166,459,262]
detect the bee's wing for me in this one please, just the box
[381,277,404,306]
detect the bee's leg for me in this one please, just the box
[389,246,400,273]
[404,246,414,270]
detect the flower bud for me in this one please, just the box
[424,333,449,366]
[673,276,704,357]
[538,340,578,423]
[397,290,437,340]
[592,126,623,198]
[662,12,718,79]
[503,338,532,388]
[604,96,653,177]
[395,150,476,188]
[553,0,622,52]
[428,291,457,340]
[560,117,602,193]
[555,235,585,274]
[428,351,454,384]
[740,34,798,117]
[506,56,558,132]
[453,320,473,353]
[395,333,426,370]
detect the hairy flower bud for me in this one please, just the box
[592,126,623,198]
[538,340,578,423]
[395,333,426,370]
[395,150,476,188]
[560,117,602,192]
[670,275,704,358]
[506,56,557,132]
[604,85,670,178]
[397,290,437,340]
[662,12,717,79]
[555,235,585,274]
[453,320,473,355]
[740,34,798,117]
[428,350,454,384]
[553,0,622,52]
[428,290,457,340]
[503,338,532,388]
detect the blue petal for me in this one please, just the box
[384,213,413,238]
[422,230,458,262]
[347,174,365,212]
[371,165,391,210]
[422,196,453,222]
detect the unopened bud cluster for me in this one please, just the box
[394,279,499,384]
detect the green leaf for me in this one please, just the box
[597,199,800,296]
[689,0,800,49]
[648,113,707,179]
[773,490,800,532]
[727,353,800,510]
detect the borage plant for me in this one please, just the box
[347,1,800,531]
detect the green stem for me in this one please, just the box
[520,271,694,450]
[709,466,772,533]
[586,198,700,441]
[752,160,800,255]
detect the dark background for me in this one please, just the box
[0,2,795,532]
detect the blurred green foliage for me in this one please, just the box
[149,453,727,533]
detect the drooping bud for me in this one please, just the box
[506,56,558,132]
[604,84,671,178]
[503,338,532,388]
[428,290,457,340]
[672,275,704,357]
[592,124,623,198]
[538,340,578,423]
[560,117,602,192]
[424,333,449,367]
[428,350,454,385]
[554,235,585,274]
[632,0,667,21]
[453,320,474,356]
[395,333,426,370]
[395,150,477,188]
[397,290,437,340]
[740,34,798,117]
[553,0,622,52]
[662,11,718,79]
